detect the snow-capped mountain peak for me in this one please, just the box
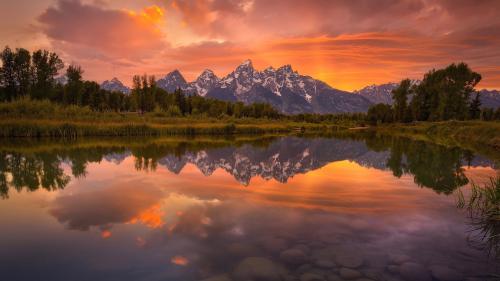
[101,77,130,94]
[189,69,220,96]
[197,69,218,82]
[155,60,373,114]
[157,70,188,92]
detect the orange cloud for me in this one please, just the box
[129,5,165,24]
[170,255,189,266]
[27,0,500,90]
[38,0,167,60]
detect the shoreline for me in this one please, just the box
[370,121,500,159]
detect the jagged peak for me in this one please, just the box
[264,66,275,72]
[167,69,182,76]
[162,69,186,82]
[198,69,218,79]
[109,77,121,83]
[201,69,215,75]
[236,59,254,71]
[277,64,294,73]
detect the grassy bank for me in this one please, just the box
[372,121,500,158]
[0,119,342,138]
[0,99,351,137]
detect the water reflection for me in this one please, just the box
[0,135,499,281]
[0,135,496,197]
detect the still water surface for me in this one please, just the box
[0,135,498,281]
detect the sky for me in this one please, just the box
[1,0,499,91]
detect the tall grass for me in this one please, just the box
[0,99,338,137]
[457,177,500,258]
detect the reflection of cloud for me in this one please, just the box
[128,204,165,228]
[49,182,163,231]
[101,230,112,239]
[170,255,189,266]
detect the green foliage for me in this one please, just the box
[367,63,493,125]
[392,78,412,122]
[365,134,469,194]
[469,92,481,119]
[366,103,393,125]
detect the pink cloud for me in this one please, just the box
[38,0,167,60]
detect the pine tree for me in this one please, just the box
[392,79,411,122]
[468,92,481,119]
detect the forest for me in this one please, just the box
[1,46,499,135]
[366,63,500,124]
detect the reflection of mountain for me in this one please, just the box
[0,136,497,198]
[104,151,132,164]
[157,138,381,185]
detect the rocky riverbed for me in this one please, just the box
[199,234,498,281]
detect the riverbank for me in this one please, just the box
[372,121,500,158]
[0,99,354,137]
[0,118,344,138]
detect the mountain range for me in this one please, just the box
[98,60,500,113]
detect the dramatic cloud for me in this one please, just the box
[3,0,498,89]
[38,0,167,60]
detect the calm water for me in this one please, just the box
[0,134,498,281]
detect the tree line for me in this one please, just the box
[0,46,282,119]
[367,63,500,124]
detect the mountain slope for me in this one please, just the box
[354,83,399,105]
[158,60,371,114]
[101,78,130,94]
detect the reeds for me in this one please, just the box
[457,177,500,258]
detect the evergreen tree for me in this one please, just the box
[392,79,412,122]
[468,92,481,119]
[31,49,64,100]
[65,65,84,105]
[0,47,17,100]
[14,48,32,97]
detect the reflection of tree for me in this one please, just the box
[0,152,70,198]
[366,136,470,194]
[0,138,271,198]
[0,134,481,198]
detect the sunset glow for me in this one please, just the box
[1,0,499,90]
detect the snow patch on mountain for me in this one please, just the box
[101,77,130,94]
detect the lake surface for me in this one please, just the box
[0,134,498,281]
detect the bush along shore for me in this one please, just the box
[0,119,335,138]
[0,46,498,143]
[371,121,500,159]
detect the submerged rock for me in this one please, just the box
[387,265,400,274]
[280,249,309,265]
[296,264,313,274]
[293,244,311,255]
[429,265,463,281]
[339,268,362,279]
[232,257,285,281]
[201,274,232,281]
[389,254,411,265]
[335,255,363,269]
[326,275,343,281]
[399,262,431,281]
[315,259,335,269]
[300,272,326,281]
[261,237,288,253]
